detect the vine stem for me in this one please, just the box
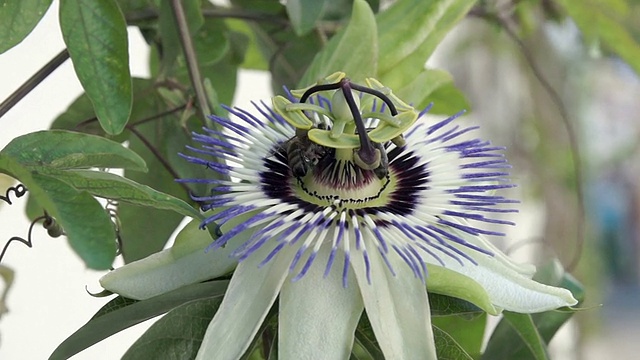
[471,8,586,271]
[126,125,193,196]
[499,17,585,272]
[169,0,211,123]
[0,49,69,119]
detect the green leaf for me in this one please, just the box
[51,90,102,135]
[122,297,223,359]
[299,0,378,86]
[229,0,320,91]
[59,0,132,135]
[376,0,476,89]
[200,47,241,106]
[92,296,139,319]
[556,0,640,75]
[49,281,228,360]
[429,293,483,317]
[192,17,229,66]
[0,0,53,53]
[38,169,201,219]
[286,0,327,36]
[432,312,486,358]
[395,68,470,114]
[239,308,279,360]
[0,156,116,269]
[424,81,470,115]
[115,0,157,16]
[259,27,323,93]
[433,325,474,360]
[1,130,146,171]
[354,312,385,360]
[225,20,268,70]
[30,172,116,269]
[504,312,550,360]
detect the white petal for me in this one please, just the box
[196,244,293,360]
[434,233,578,313]
[279,246,363,360]
[352,250,437,360]
[100,218,243,300]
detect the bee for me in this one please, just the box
[286,129,328,178]
[372,141,389,179]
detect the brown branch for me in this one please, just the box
[0,49,70,119]
[473,9,586,271]
[74,103,188,130]
[170,0,211,123]
[126,125,192,196]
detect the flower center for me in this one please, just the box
[270,73,421,212]
[293,152,393,210]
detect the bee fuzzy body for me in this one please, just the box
[285,135,327,178]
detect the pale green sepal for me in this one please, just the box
[352,251,437,359]
[426,264,500,315]
[100,220,227,300]
[100,212,256,300]
[196,244,295,360]
[279,246,363,360]
[434,226,579,313]
[424,249,577,313]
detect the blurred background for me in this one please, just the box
[1,0,639,358]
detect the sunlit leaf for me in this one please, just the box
[286,0,327,36]
[376,0,475,89]
[59,0,132,135]
[299,0,378,86]
[192,17,229,66]
[556,0,640,75]
[395,68,470,114]
[225,20,268,70]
